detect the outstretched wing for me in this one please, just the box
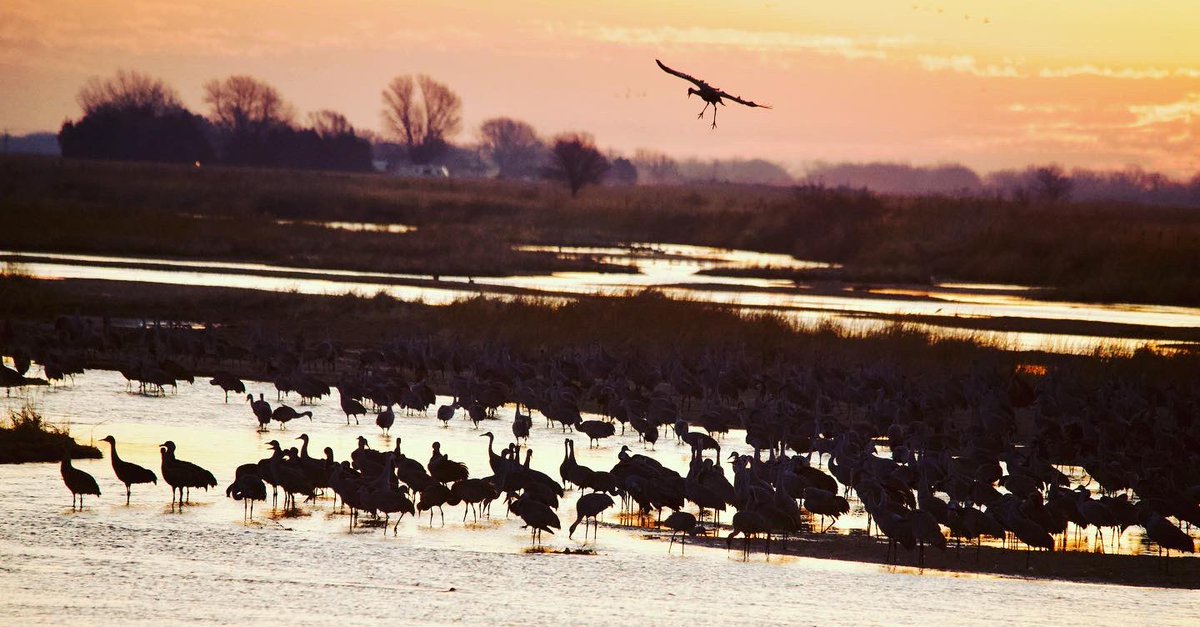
[656,59,712,91]
[717,90,771,109]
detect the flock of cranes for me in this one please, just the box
[9,316,1199,568]
[55,391,1199,566]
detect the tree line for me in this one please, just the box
[57,70,629,196]
[59,71,372,172]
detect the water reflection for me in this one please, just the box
[275,219,417,234]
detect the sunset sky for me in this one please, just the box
[3,1,1199,175]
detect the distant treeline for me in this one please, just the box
[802,161,1200,207]
[56,71,372,171]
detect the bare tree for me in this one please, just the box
[381,74,462,163]
[478,117,544,179]
[203,75,295,138]
[633,149,681,184]
[544,133,609,197]
[1030,165,1073,203]
[77,70,183,116]
[308,109,355,138]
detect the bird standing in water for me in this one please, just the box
[656,59,771,128]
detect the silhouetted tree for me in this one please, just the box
[1030,165,1073,203]
[478,117,544,179]
[633,149,681,184]
[544,133,609,197]
[309,110,354,139]
[381,75,462,164]
[77,70,183,116]
[58,70,211,164]
[203,75,295,164]
[607,157,638,186]
[299,110,373,171]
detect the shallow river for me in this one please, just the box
[1,370,1198,625]
[4,243,1199,355]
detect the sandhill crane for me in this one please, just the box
[576,419,616,448]
[341,392,367,425]
[210,372,245,402]
[512,406,532,443]
[1139,507,1195,558]
[99,435,157,504]
[61,451,101,511]
[512,494,560,546]
[663,510,700,554]
[247,394,272,432]
[436,403,457,428]
[159,440,217,511]
[376,404,395,436]
[681,431,720,460]
[910,509,947,567]
[363,455,415,534]
[656,59,771,129]
[264,441,316,512]
[726,510,770,560]
[803,487,851,532]
[569,492,616,540]
[271,405,312,430]
[225,472,267,520]
[428,442,469,485]
[451,478,496,523]
[417,482,458,526]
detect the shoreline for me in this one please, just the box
[636,523,1200,590]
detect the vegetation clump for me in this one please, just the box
[0,405,100,464]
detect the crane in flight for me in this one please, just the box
[656,59,771,129]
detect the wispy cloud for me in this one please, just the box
[1128,93,1200,127]
[1006,103,1082,114]
[567,23,916,60]
[917,55,1022,78]
[1040,65,1200,79]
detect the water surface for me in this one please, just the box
[1,371,1198,625]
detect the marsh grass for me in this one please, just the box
[0,404,101,464]
[2,155,1198,303]
[6,275,1197,388]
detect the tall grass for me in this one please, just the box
[0,404,100,464]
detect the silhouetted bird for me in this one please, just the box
[225,472,267,520]
[99,435,157,504]
[159,440,217,510]
[210,373,245,402]
[247,394,272,432]
[61,450,101,511]
[271,404,312,430]
[663,510,701,554]
[569,492,616,540]
[512,494,561,546]
[376,404,396,435]
[656,59,771,128]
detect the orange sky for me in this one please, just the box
[3,0,1199,175]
